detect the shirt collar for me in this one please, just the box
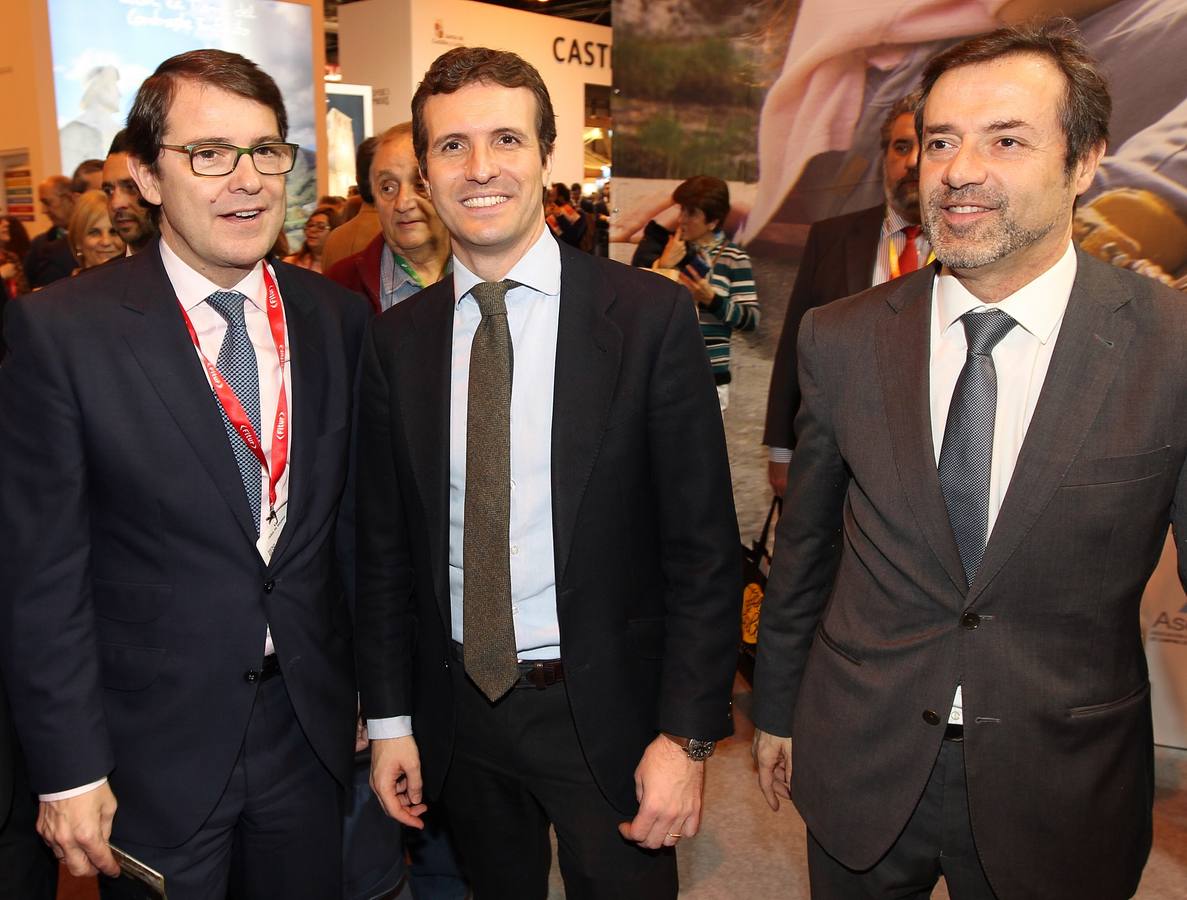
[935,241,1077,345]
[882,204,919,238]
[452,227,561,307]
[158,236,266,312]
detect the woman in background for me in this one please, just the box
[1,216,31,299]
[67,189,124,273]
[284,206,337,273]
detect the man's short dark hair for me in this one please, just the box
[125,49,288,172]
[672,175,730,230]
[879,91,922,151]
[107,129,131,156]
[71,159,104,193]
[552,182,571,205]
[916,17,1109,174]
[411,47,556,170]
[354,136,381,205]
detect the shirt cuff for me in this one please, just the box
[40,778,107,802]
[768,446,792,463]
[367,716,414,740]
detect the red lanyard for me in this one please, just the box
[178,266,290,522]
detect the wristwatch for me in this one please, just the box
[663,733,716,761]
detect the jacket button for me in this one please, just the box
[263,580,275,594]
[244,669,260,683]
[922,709,941,726]
[961,612,981,629]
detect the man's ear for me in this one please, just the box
[1073,139,1107,197]
[128,154,163,207]
[542,151,554,190]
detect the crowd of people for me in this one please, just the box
[0,15,1184,900]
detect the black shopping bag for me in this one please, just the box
[738,496,780,685]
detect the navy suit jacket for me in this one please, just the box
[354,241,742,813]
[0,241,371,847]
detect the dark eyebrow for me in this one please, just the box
[923,123,954,136]
[986,119,1030,132]
[183,135,284,146]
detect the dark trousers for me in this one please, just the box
[404,809,467,900]
[0,742,58,900]
[100,675,342,900]
[439,668,677,900]
[808,738,998,900]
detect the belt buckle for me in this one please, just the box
[525,662,555,689]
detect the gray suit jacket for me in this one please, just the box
[753,249,1187,900]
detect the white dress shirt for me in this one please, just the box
[930,241,1077,723]
[368,227,563,741]
[42,240,294,801]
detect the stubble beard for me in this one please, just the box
[923,187,1055,270]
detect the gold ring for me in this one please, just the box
[666,832,682,839]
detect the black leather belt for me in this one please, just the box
[944,723,964,742]
[452,642,564,689]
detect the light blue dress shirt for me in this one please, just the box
[367,227,563,740]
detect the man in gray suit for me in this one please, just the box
[753,19,1187,900]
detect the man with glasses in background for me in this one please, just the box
[0,49,370,899]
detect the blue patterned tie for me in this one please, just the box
[205,290,262,531]
[938,308,1017,586]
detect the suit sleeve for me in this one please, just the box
[646,284,742,740]
[354,322,416,719]
[1174,446,1187,593]
[763,222,823,450]
[0,298,113,792]
[752,307,849,737]
[334,298,372,619]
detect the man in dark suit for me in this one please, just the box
[763,92,927,496]
[23,175,77,288]
[356,47,740,900]
[0,50,369,899]
[753,19,1186,900]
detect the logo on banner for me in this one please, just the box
[1150,602,1187,644]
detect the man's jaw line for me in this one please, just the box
[451,216,547,283]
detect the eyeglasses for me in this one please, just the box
[304,221,330,232]
[161,142,299,177]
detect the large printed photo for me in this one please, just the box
[47,0,317,246]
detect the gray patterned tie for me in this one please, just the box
[205,290,262,531]
[463,280,519,701]
[938,308,1017,586]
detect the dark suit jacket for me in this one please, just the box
[23,228,76,289]
[762,204,883,450]
[327,232,384,315]
[355,241,741,814]
[753,250,1187,900]
[0,240,371,847]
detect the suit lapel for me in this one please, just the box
[551,245,622,585]
[876,267,968,596]
[121,245,260,547]
[969,252,1134,600]
[405,279,455,621]
[266,265,325,568]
